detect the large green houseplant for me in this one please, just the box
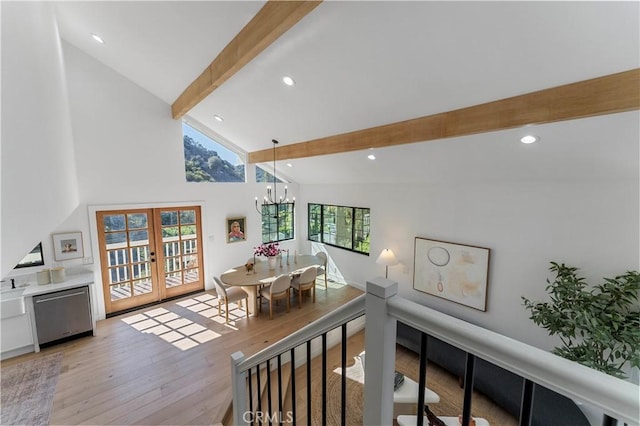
[522,262,640,379]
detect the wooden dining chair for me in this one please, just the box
[290,266,317,308]
[315,251,328,289]
[259,274,291,320]
[213,276,249,322]
[248,257,272,304]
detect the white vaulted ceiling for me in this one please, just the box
[53,1,639,185]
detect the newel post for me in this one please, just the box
[363,277,398,425]
[231,351,248,426]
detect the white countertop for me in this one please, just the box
[23,272,95,297]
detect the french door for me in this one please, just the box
[96,206,204,315]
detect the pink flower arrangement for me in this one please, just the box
[254,242,281,257]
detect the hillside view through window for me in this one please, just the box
[255,166,283,183]
[183,123,245,182]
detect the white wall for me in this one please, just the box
[2,3,637,355]
[61,43,300,318]
[0,2,79,277]
[298,178,639,351]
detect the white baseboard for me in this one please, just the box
[1,344,35,360]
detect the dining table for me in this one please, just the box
[220,254,322,317]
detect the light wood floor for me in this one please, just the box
[0,281,362,425]
[2,280,517,426]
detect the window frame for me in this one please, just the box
[255,165,284,184]
[182,119,247,183]
[261,202,295,243]
[307,203,370,255]
[14,242,45,269]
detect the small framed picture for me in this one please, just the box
[226,217,246,243]
[52,231,84,261]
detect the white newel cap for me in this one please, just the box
[366,278,398,299]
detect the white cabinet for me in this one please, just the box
[1,273,95,359]
[1,312,34,357]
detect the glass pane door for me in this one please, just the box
[97,206,204,315]
[155,206,204,299]
[97,209,158,314]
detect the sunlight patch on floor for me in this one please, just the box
[120,298,232,351]
[310,243,349,286]
[166,317,191,329]
[322,280,347,290]
[184,302,211,312]
[145,324,170,335]
[176,298,199,308]
[181,292,246,328]
[180,293,246,326]
[173,338,199,351]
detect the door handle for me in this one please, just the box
[35,291,85,303]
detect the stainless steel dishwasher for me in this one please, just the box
[33,286,93,345]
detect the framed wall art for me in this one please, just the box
[52,231,84,261]
[413,237,490,311]
[226,217,246,243]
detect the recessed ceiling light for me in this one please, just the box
[367,154,376,160]
[286,163,293,168]
[213,114,224,122]
[282,76,295,86]
[520,135,538,144]
[91,33,105,44]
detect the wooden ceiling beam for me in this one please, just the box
[248,68,640,163]
[171,0,322,119]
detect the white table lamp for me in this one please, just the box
[376,248,398,278]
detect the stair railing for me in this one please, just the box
[363,278,639,426]
[231,277,638,426]
[230,294,365,425]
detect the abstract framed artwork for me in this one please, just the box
[52,231,84,261]
[413,237,490,311]
[226,217,246,243]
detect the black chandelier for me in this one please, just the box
[255,139,295,217]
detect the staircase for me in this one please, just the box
[228,278,639,426]
[223,326,367,426]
